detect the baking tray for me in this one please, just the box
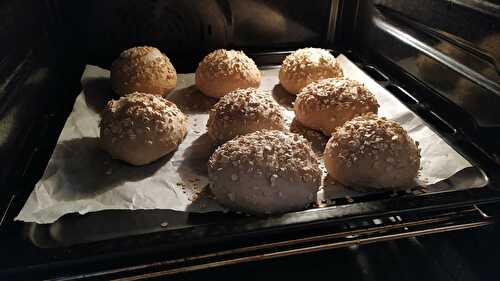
[20,53,490,249]
[25,168,488,248]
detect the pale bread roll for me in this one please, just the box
[279,48,343,95]
[324,113,420,189]
[208,130,321,215]
[195,49,261,98]
[207,88,285,143]
[111,46,177,97]
[100,92,187,166]
[294,78,379,135]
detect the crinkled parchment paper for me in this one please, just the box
[16,55,473,224]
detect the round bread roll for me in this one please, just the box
[207,88,285,143]
[294,78,379,135]
[324,113,420,189]
[208,130,321,215]
[279,48,343,95]
[195,49,261,98]
[100,92,187,166]
[111,46,177,97]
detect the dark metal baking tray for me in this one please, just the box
[20,51,492,249]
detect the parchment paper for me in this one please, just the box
[16,55,473,224]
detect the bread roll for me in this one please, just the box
[324,113,420,189]
[294,78,379,135]
[100,92,187,166]
[111,46,177,96]
[279,48,343,95]
[208,130,321,215]
[195,49,261,98]
[207,88,285,143]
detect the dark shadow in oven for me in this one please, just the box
[43,137,172,201]
[177,133,220,213]
[82,77,114,116]
[272,84,295,110]
[167,85,218,114]
[289,118,328,155]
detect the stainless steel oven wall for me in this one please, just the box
[64,0,333,67]
[341,0,500,128]
[0,0,83,196]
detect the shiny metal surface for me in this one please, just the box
[117,221,493,281]
[50,206,495,280]
[25,165,488,248]
[349,0,500,127]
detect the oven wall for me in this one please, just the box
[51,0,333,70]
[0,0,51,193]
[343,0,500,130]
[0,0,83,202]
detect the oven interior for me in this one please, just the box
[0,0,499,279]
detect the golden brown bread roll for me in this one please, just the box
[279,48,343,95]
[294,78,379,135]
[208,130,321,215]
[195,49,261,98]
[324,113,420,189]
[207,88,285,143]
[111,46,177,97]
[100,92,187,166]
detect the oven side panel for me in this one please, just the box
[0,0,84,222]
[341,0,500,132]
